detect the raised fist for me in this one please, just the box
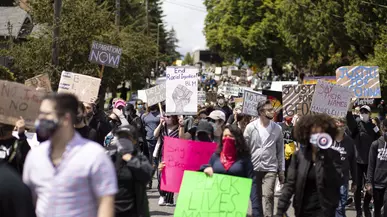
[172,84,193,113]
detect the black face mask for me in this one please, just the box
[109,119,120,129]
[35,119,59,142]
[196,133,212,142]
[75,115,85,125]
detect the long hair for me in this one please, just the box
[216,125,250,158]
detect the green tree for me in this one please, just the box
[182,52,193,65]
[164,27,181,65]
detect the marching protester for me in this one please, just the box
[135,100,146,117]
[126,103,148,158]
[84,101,112,145]
[0,162,36,217]
[275,113,343,217]
[280,116,296,178]
[333,117,357,217]
[201,124,255,180]
[106,135,152,217]
[104,108,130,147]
[154,114,179,206]
[244,100,285,217]
[347,103,380,217]
[215,93,233,121]
[74,101,97,141]
[377,100,386,121]
[208,110,227,144]
[366,119,387,217]
[23,93,118,217]
[0,118,30,174]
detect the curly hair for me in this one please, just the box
[216,124,250,157]
[293,113,338,146]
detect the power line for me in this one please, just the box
[166,0,206,10]
[163,0,207,13]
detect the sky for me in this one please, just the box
[162,0,207,56]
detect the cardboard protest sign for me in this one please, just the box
[144,83,166,106]
[161,137,217,193]
[303,76,336,85]
[354,98,375,107]
[242,89,267,116]
[282,85,315,118]
[310,80,353,117]
[0,80,46,129]
[174,171,252,217]
[25,74,52,92]
[224,85,240,96]
[137,90,147,102]
[336,66,381,98]
[231,70,243,77]
[88,41,122,68]
[58,71,101,103]
[215,67,222,75]
[198,91,206,105]
[165,67,198,115]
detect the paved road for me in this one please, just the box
[147,177,360,217]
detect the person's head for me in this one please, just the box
[335,117,347,136]
[148,104,158,112]
[135,100,145,111]
[114,125,138,146]
[216,125,250,157]
[114,99,126,111]
[109,109,124,129]
[217,94,226,106]
[257,100,275,121]
[83,102,95,119]
[126,103,136,118]
[0,123,14,139]
[293,113,338,150]
[284,116,293,125]
[208,110,226,126]
[359,105,371,122]
[372,117,380,128]
[197,109,208,121]
[75,101,86,126]
[381,100,384,105]
[36,93,78,142]
[164,115,178,127]
[382,119,387,134]
[195,120,214,142]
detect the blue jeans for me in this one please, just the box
[336,184,348,217]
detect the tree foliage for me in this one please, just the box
[204,0,387,77]
[182,52,193,65]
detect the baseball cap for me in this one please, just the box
[115,138,135,154]
[115,125,138,141]
[114,99,126,109]
[208,110,226,122]
[196,120,214,135]
[361,105,371,113]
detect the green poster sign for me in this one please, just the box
[174,171,252,217]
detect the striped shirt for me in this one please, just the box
[158,125,179,159]
[23,132,118,217]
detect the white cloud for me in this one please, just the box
[162,0,207,56]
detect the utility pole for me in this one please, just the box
[115,0,120,30]
[145,0,149,35]
[52,0,62,67]
[155,23,162,76]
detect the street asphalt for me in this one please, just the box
[147,177,360,217]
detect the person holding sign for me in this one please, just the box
[201,124,254,179]
[244,100,284,217]
[275,114,343,217]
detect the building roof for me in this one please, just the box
[0,6,32,38]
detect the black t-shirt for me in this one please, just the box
[75,126,97,142]
[0,163,36,217]
[301,163,321,216]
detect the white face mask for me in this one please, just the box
[360,114,370,122]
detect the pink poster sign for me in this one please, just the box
[160,137,217,193]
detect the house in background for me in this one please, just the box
[0,6,33,68]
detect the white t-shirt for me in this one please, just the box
[258,122,272,145]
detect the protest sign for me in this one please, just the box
[137,90,147,102]
[144,83,166,106]
[242,89,267,116]
[166,67,198,115]
[231,70,244,77]
[303,76,336,85]
[224,85,240,96]
[234,98,243,108]
[58,71,101,103]
[282,84,315,118]
[354,98,375,107]
[310,80,352,117]
[88,41,122,68]
[0,80,46,129]
[336,66,381,98]
[174,171,252,217]
[161,137,217,193]
[198,91,206,105]
[215,67,222,75]
[25,74,52,92]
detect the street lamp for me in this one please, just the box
[155,23,163,77]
